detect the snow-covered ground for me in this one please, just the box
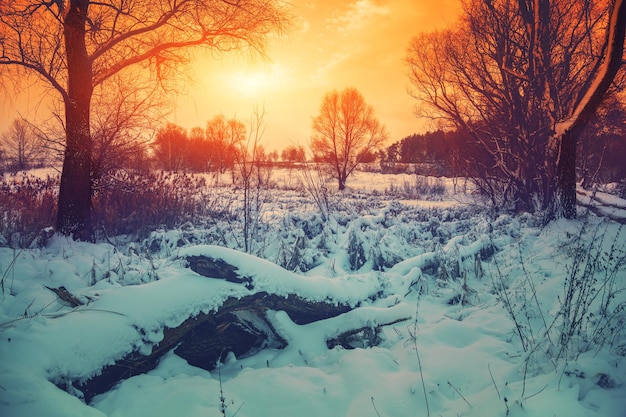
[1,169,625,417]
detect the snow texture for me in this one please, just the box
[1,169,625,417]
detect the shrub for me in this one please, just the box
[490,218,626,363]
[0,173,58,247]
[299,166,332,221]
[414,175,446,196]
[93,171,230,240]
[555,221,626,360]
[347,228,366,271]
[385,175,446,199]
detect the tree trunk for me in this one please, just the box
[556,130,577,219]
[337,169,347,191]
[57,0,94,241]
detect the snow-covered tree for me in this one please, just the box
[551,0,626,218]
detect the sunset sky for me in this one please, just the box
[1,0,462,152]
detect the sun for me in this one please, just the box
[229,70,268,97]
[226,63,289,98]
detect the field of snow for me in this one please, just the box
[1,169,625,417]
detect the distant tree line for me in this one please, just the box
[154,116,245,173]
[381,96,626,192]
[380,130,460,176]
[151,116,308,174]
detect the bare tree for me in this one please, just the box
[407,0,625,218]
[0,118,44,171]
[205,115,246,178]
[25,72,164,176]
[152,123,188,172]
[186,126,208,172]
[310,87,388,190]
[0,0,291,240]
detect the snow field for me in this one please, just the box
[1,170,625,417]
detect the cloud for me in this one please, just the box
[327,0,391,32]
[311,52,352,83]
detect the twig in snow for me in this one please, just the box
[44,286,84,308]
[447,380,472,408]
[523,383,548,401]
[521,359,529,398]
[231,402,244,417]
[410,296,430,417]
[216,352,243,417]
[488,363,501,400]
[488,235,529,352]
[1,247,23,299]
[371,396,382,417]
[517,243,550,345]
[218,362,228,417]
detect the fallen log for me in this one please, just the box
[72,290,354,402]
[61,252,407,403]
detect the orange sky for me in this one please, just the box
[1,0,462,152]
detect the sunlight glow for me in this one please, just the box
[226,63,290,98]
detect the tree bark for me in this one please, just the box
[556,130,577,219]
[57,0,94,240]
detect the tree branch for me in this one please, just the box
[555,0,626,137]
